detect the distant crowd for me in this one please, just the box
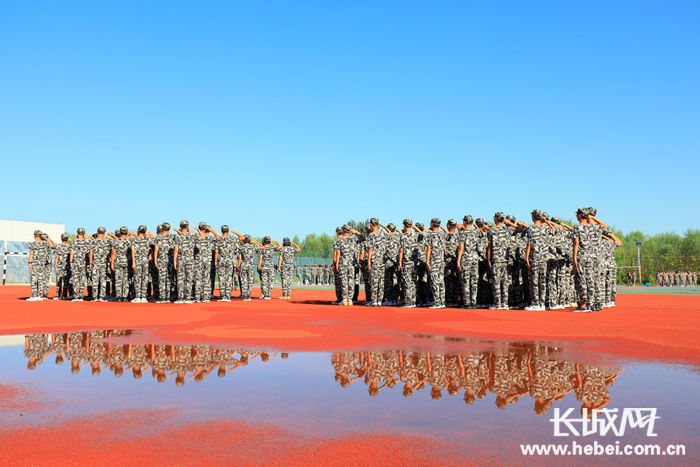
[656,271,696,287]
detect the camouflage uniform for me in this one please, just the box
[383,233,400,303]
[332,239,342,302]
[259,244,281,298]
[70,239,91,299]
[112,237,133,300]
[399,231,418,306]
[195,235,217,301]
[527,225,549,308]
[29,240,52,298]
[366,230,387,304]
[488,225,511,308]
[415,231,430,305]
[545,228,560,307]
[558,229,575,305]
[217,236,239,300]
[589,224,604,306]
[131,236,153,300]
[54,243,72,298]
[335,235,359,301]
[91,237,113,300]
[459,229,479,307]
[238,243,260,299]
[154,233,175,301]
[174,231,198,301]
[279,245,297,297]
[427,230,447,306]
[444,231,460,306]
[572,224,596,305]
[476,230,491,306]
[603,239,618,304]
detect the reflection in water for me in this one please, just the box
[24,331,287,386]
[24,332,620,415]
[332,344,621,416]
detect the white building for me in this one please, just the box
[0,219,66,245]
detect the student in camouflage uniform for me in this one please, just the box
[110,227,133,302]
[153,223,175,303]
[475,219,491,307]
[383,223,401,305]
[444,219,460,307]
[414,222,431,306]
[551,218,575,307]
[425,218,447,308]
[366,218,388,307]
[457,215,479,308]
[53,233,71,300]
[488,212,511,310]
[131,225,154,303]
[258,236,282,299]
[398,218,418,307]
[332,228,343,304]
[216,225,241,302]
[525,210,549,311]
[173,220,198,303]
[278,237,301,299]
[194,223,220,303]
[572,208,596,312]
[333,224,361,305]
[70,228,92,301]
[540,212,560,310]
[601,232,621,307]
[28,230,54,301]
[358,227,371,301]
[237,235,262,301]
[90,227,113,302]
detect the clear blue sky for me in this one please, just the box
[2,1,698,239]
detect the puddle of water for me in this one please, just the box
[1,331,698,465]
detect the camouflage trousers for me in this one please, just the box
[368,262,385,303]
[334,269,342,302]
[30,265,50,298]
[114,264,130,299]
[239,265,255,299]
[460,261,478,307]
[56,266,71,298]
[194,261,213,300]
[281,265,294,297]
[401,262,417,306]
[428,262,445,306]
[508,261,525,307]
[604,265,616,304]
[156,261,173,301]
[383,261,399,302]
[72,263,88,298]
[491,262,510,307]
[477,260,492,306]
[218,262,234,299]
[260,267,274,298]
[176,257,195,300]
[133,262,149,299]
[91,264,110,299]
[594,259,605,305]
[339,263,356,301]
[444,258,459,305]
[557,261,575,305]
[574,259,595,305]
[528,261,547,307]
[546,261,559,307]
[415,262,430,305]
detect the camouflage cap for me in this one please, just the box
[33,230,42,237]
[576,207,589,218]
[387,223,396,231]
[475,218,485,227]
[77,227,85,235]
[243,234,251,243]
[341,224,351,233]
[283,237,291,246]
[221,225,229,232]
[542,211,550,220]
[430,217,441,226]
[156,224,163,233]
[369,217,379,226]
[403,218,413,226]
[335,226,342,234]
[531,209,543,220]
[120,226,128,235]
[551,216,562,224]
[263,235,271,244]
[97,226,106,234]
[415,222,424,230]
[447,219,457,227]
[505,214,516,223]
[494,212,505,222]
[587,207,597,216]
[162,222,171,231]
[198,222,208,230]
[60,233,69,241]
[138,225,147,233]
[463,215,474,224]
[180,220,189,228]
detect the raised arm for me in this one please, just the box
[589,216,606,230]
[292,242,302,253]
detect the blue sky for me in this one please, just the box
[1,1,698,239]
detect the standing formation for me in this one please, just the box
[332,208,621,312]
[26,221,302,303]
[656,271,696,287]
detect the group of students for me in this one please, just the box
[27,221,302,303]
[332,343,619,415]
[332,207,621,312]
[656,271,697,287]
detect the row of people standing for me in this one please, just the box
[332,208,620,312]
[27,221,301,303]
[656,271,696,287]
